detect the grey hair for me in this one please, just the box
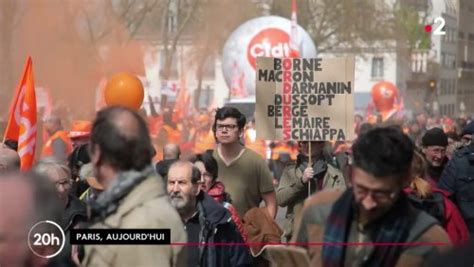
[33,157,72,180]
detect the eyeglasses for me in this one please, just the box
[201,172,213,179]
[216,124,238,131]
[353,183,397,202]
[55,179,72,188]
[426,147,447,156]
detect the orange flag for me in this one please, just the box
[4,57,37,170]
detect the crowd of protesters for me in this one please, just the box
[1,103,474,267]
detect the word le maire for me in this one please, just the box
[271,116,346,141]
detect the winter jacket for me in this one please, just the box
[51,195,87,267]
[63,194,87,232]
[404,187,470,245]
[439,143,474,234]
[207,181,248,242]
[276,158,346,240]
[83,174,187,267]
[293,190,452,267]
[195,191,253,267]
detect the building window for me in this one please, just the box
[167,1,178,33]
[469,33,474,42]
[459,31,464,40]
[371,57,384,79]
[440,80,444,95]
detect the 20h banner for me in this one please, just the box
[255,57,355,141]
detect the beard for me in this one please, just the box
[169,193,187,210]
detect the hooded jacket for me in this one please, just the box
[195,191,252,267]
[404,187,470,245]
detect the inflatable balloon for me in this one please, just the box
[104,72,144,110]
[222,16,317,96]
[371,81,398,113]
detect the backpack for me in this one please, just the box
[407,192,446,225]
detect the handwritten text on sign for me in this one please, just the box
[255,57,354,141]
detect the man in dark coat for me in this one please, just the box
[167,160,252,267]
[439,141,474,234]
[421,127,449,184]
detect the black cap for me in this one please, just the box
[461,121,474,137]
[422,127,448,147]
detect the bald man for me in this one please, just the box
[83,106,186,266]
[163,143,181,160]
[0,144,21,172]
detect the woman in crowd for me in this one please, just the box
[192,151,248,242]
[404,151,469,244]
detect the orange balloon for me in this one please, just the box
[371,81,398,113]
[104,72,144,110]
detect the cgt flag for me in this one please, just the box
[4,57,37,170]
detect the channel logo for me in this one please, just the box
[28,220,66,259]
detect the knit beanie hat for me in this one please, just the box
[422,127,448,147]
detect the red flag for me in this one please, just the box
[4,57,37,170]
[289,0,300,58]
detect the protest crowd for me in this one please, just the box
[1,80,474,267]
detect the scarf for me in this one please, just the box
[322,188,415,267]
[426,163,446,182]
[87,166,154,223]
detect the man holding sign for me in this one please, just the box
[256,56,353,243]
[276,140,345,241]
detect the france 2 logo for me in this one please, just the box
[425,17,446,35]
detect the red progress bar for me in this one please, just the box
[170,242,449,246]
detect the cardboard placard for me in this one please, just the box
[256,57,355,141]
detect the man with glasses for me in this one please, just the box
[293,127,451,266]
[212,107,277,219]
[421,128,449,185]
[33,157,87,266]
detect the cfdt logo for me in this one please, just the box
[28,220,66,259]
[247,28,291,70]
[425,17,446,35]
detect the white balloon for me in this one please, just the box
[222,16,317,96]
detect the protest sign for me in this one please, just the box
[255,57,354,141]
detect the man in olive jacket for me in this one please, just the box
[82,107,187,267]
[277,141,346,241]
